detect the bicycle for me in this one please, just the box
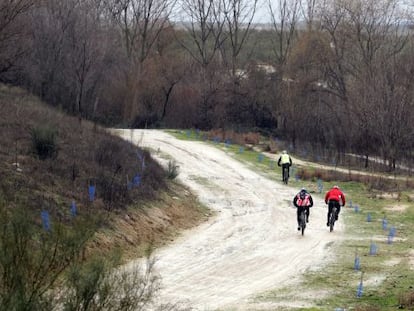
[282,166,289,184]
[329,206,338,232]
[299,208,307,236]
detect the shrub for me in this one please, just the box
[0,205,93,310]
[167,160,179,180]
[354,306,381,311]
[0,204,161,310]
[294,166,413,192]
[399,290,414,309]
[95,172,129,208]
[64,256,160,311]
[243,132,260,145]
[30,125,58,160]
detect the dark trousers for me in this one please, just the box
[281,163,290,178]
[297,206,310,225]
[328,200,341,222]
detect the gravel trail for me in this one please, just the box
[116,129,343,310]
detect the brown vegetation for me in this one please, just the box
[92,183,210,260]
[354,307,381,311]
[294,166,414,192]
[0,85,207,257]
[1,1,414,174]
[206,129,261,145]
[399,291,414,310]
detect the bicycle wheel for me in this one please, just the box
[300,211,306,235]
[329,207,337,232]
[283,167,289,184]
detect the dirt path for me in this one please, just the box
[116,129,344,310]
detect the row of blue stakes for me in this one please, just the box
[186,130,336,188]
[40,131,395,301]
[188,130,403,304]
[185,130,339,166]
[41,150,146,232]
[39,131,287,231]
[350,200,397,300]
[41,179,143,232]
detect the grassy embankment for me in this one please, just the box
[0,85,209,260]
[0,86,214,309]
[168,129,414,311]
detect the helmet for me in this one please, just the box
[282,150,287,154]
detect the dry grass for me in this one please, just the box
[294,167,414,192]
[88,182,211,261]
[354,307,382,311]
[399,291,414,309]
[207,129,260,145]
[0,85,207,258]
[0,86,165,213]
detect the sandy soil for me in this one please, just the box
[116,129,344,310]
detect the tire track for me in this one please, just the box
[116,129,343,310]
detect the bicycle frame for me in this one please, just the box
[299,209,307,235]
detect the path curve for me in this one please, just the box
[116,129,343,310]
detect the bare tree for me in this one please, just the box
[218,0,258,76]
[28,0,83,106]
[27,0,111,119]
[343,0,409,168]
[300,0,318,31]
[0,0,34,32]
[267,0,300,138]
[66,0,109,117]
[268,0,300,69]
[178,0,225,67]
[105,0,176,68]
[103,0,177,121]
[175,0,228,129]
[0,0,35,79]
[316,0,411,167]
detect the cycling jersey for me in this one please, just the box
[325,188,346,206]
[280,154,291,165]
[293,193,313,207]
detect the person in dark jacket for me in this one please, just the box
[324,185,346,226]
[293,188,314,231]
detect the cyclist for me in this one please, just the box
[277,150,292,182]
[324,185,346,226]
[293,188,313,230]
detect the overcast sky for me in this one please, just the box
[175,0,414,25]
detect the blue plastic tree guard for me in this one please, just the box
[354,256,361,270]
[356,281,363,298]
[88,185,95,202]
[70,201,77,217]
[41,210,51,231]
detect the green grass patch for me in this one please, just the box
[168,129,414,310]
[305,186,414,310]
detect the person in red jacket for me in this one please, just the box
[324,185,346,226]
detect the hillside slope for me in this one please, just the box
[0,84,207,258]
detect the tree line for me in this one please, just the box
[1,0,414,170]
